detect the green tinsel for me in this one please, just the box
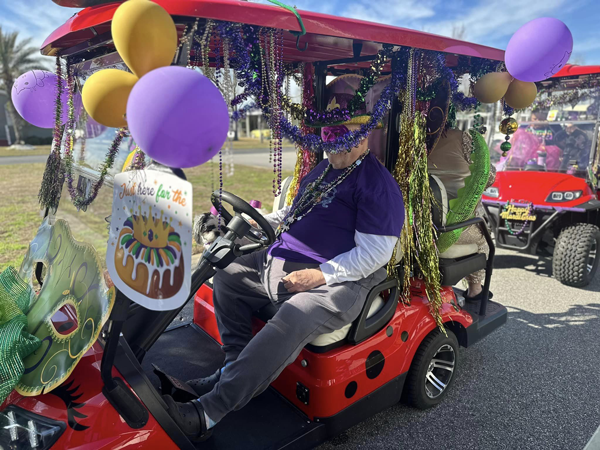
[38,55,65,212]
[0,267,41,403]
[389,49,444,329]
[437,130,490,253]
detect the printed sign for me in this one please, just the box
[500,204,537,222]
[547,110,558,121]
[106,170,193,311]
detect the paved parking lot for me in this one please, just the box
[177,248,600,450]
[319,248,600,450]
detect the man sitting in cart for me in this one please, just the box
[164,75,405,441]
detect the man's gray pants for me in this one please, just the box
[199,248,386,423]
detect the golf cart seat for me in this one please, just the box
[255,277,399,352]
[429,174,487,285]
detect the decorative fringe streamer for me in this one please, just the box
[286,63,317,205]
[0,267,41,404]
[437,130,491,253]
[38,55,65,212]
[388,49,444,329]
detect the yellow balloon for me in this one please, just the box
[112,0,178,78]
[473,72,512,104]
[504,80,538,109]
[82,69,138,128]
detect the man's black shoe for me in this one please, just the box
[163,395,212,442]
[465,290,494,303]
[187,368,221,397]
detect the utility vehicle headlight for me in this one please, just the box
[0,406,65,450]
[484,187,499,198]
[546,191,583,202]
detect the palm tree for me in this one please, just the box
[0,27,44,144]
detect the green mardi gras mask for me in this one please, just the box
[16,219,115,396]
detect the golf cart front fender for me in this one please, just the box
[1,342,177,450]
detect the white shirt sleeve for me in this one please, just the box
[319,231,398,285]
[263,206,290,229]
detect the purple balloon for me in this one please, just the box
[11,70,69,128]
[127,66,229,169]
[505,18,573,82]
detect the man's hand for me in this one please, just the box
[282,269,326,293]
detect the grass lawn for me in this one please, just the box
[0,162,291,272]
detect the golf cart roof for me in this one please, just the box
[540,64,600,90]
[42,0,504,67]
[553,64,600,78]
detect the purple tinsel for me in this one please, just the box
[305,107,352,126]
[278,62,406,154]
[434,52,480,112]
[217,21,408,153]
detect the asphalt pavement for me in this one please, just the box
[175,248,600,449]
[318,248,600,450]
[0,155,48,165]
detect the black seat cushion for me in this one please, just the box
[439,253,487,286]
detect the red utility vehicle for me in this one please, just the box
[0,1,506,449]
[483,66,600,287]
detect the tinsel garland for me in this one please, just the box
[532,86,600,112]
[130,147,146,171]
[437,130,490,252]
[38,55,65,211]
[287,63,317,205]
[60,65,129,210]
[278,46,394,126]
[277,60,406,153]
[216,20,407,153]
[388,50,444,328]
[66,129,128,211]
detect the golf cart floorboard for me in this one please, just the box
[142,324,323,450]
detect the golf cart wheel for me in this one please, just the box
[553,223,600,288]
[404,329,458,410]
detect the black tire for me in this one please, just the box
[553,223,600,288]
[404,329,458,409]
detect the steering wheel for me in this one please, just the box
[211,190,276,254]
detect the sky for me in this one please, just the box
[1,0,599,66]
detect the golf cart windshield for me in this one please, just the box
[62,53,138,182]
[497,89,599,176]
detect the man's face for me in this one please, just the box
[323,124,361,156]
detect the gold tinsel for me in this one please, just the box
[388,50,444,329]
[286,149,304,205]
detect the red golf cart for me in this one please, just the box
[0,1,507,448]
[483,65,600,287]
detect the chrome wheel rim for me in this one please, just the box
[588,242,597,274]
[425,344,455,399]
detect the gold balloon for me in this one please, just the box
[473,72,512,104]
[499,118,518,135]
[112,0,178,78]
[121,150,137,172]
[82,69,138,128]
[504,80,538,109]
